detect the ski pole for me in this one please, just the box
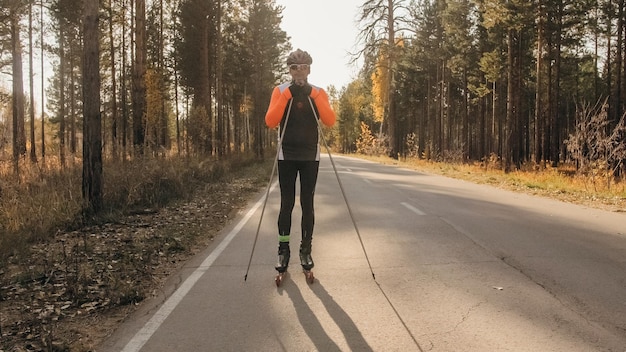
[244,99,293,281]
[308,97,423,350]
[308,97,376,281]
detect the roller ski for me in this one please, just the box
[275,271,287,286]
[303,269,315,284]
[275,243,290,287]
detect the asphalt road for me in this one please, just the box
[100,154,626,352]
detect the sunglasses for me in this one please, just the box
[289,64,310,71]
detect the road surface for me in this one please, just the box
[100,155,626,351]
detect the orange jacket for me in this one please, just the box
[265,82,336,128]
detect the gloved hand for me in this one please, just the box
[289,83,312,97]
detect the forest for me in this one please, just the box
[1,0,626,211]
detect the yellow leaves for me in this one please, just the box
[370,54,388,124]
[369,37,402,124]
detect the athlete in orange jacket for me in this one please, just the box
[264,49,336,283]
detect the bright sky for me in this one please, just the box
[274,0,364,90]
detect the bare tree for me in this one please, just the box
[565,101,626,190]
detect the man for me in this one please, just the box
[265,49,336,283]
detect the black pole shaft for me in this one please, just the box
[244,100,293,281]
[308,98,376,280]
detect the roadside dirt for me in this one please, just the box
[0,175,264,352]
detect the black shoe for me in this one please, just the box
[275,243,290,272]
[299,251,314,271]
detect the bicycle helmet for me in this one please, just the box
[286,49,313,65]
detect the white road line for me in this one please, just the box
[121,183,276,352]
[401,202,426,216]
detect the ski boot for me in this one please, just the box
[300,241,315,284]
[274,242,290,287]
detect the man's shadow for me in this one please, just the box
[282,277,373,352]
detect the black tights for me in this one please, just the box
[277,160,319,239]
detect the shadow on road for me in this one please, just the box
[282,277,373,352]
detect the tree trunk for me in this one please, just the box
[159,0,168,152]
[551,0,564,167]
[216,0,225,157]
[133,0,147,153]
[82,0,103,213]
[11,9,27,174]
[40,0,46,161]
[58,19,66,167]
[29,3,37,163]
[122,0,129,158]
[109,0,119,160]
[535,0,544,165]
[197,6,212,154]
[386,0,397,159]
[69,45,77,156]
[606,3,613,124]
[515,32,523,169]
[616,0,624,122]
[462,66,469,161]
[174,56,181,155]
[504,28,515,173]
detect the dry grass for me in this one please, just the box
[0,154,266,264]
[0,154,273,351]
[1,160,82,259]
[354,154,626,212]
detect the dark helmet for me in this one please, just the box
[286,49,313,65]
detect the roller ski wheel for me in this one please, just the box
[303,270,315,284]
[275,272,287,287]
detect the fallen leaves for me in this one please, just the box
[0,176,262,351]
